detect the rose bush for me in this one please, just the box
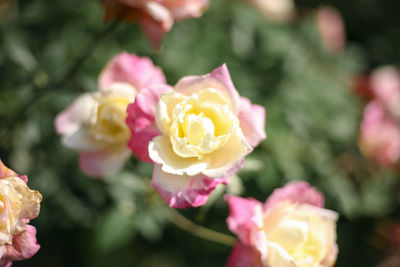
[225,181,338,267]
[100,0,209,49]
[127,64,266,208]
[55,52,166,177]
[0,160,42,266]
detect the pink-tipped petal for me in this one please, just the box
[174,64,241,114]
[79,148,131,178]
[0,160,17,180]
[152,164,228,208]
[55,94,97,137]
[264,181,325,211]
[225,242,264,267]
[225,195,261,245]
[238,97,266,147]
[0,225,40,264]
[126,85,171,162]
[99,52,166,91]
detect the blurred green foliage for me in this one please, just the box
[1,0,400,266]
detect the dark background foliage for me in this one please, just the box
[1,0,400,266]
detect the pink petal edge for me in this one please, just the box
[152,164,228,208]
[264,181,325,211]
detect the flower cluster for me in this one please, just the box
[358,66,400,167]
[225,182,338,267]
[55,49,341,266]
[0,160,42,266]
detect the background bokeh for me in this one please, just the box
[1,0,400,266]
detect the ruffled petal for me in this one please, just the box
[98,52,166,91]
[238,97,266,147]
[225,195,261,245]
[0,225,40,263]
[202,127,252,178]
[149,136,208,176]
[174,64,240,114]
[152,164,228,208]
[126,85,171,162]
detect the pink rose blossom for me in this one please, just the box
[0,160,42,266]
[370,66,400,117]
[126,64,266,208]
[225,181,338,267]
[55,52,166,177]
[359,101,400,167]
[100,0,209,50]
[316,6,346,52]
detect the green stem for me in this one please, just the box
[166,208,236,246]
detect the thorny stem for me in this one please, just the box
[166,208,236,246]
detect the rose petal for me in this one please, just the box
[174,64,240,114]
[79,147,131,177]
[98,52,166,91]
[264,181,325,210]
[1,225,40,263]
[152,164,228,208]
[127,85,171,162]
[238,97,266,147]
[225,195,261,245]
[55,94,97,137]
[225,242,264,267]
[149,136,208,176]
[202,127,252,178]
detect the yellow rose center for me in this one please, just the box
[164,88,237,159]
[263,203,336,267]
[89,96,131,145]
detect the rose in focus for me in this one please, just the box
[225,181,338,267]
[100,0,209,49]
[127,64,266,208]
[55,52,166,177]
[0,160,42,266]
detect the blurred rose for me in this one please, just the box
[370,66,400,118]
[100,0,209,49]
[359,101,400,167]
[316,6,346,52]
[247,0,295,22]
[225,181,338,267]
[127,64,266,208]
[0,160,42,266]
[55,52,166,177]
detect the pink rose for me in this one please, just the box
[126,64,266,208]
[359,101,400,167]
[0,160,42,266]
[55,52,166,177]
[225,181,338,267]
[316,6,346,52]
[100,0,209,49]
[370,66,400,117]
